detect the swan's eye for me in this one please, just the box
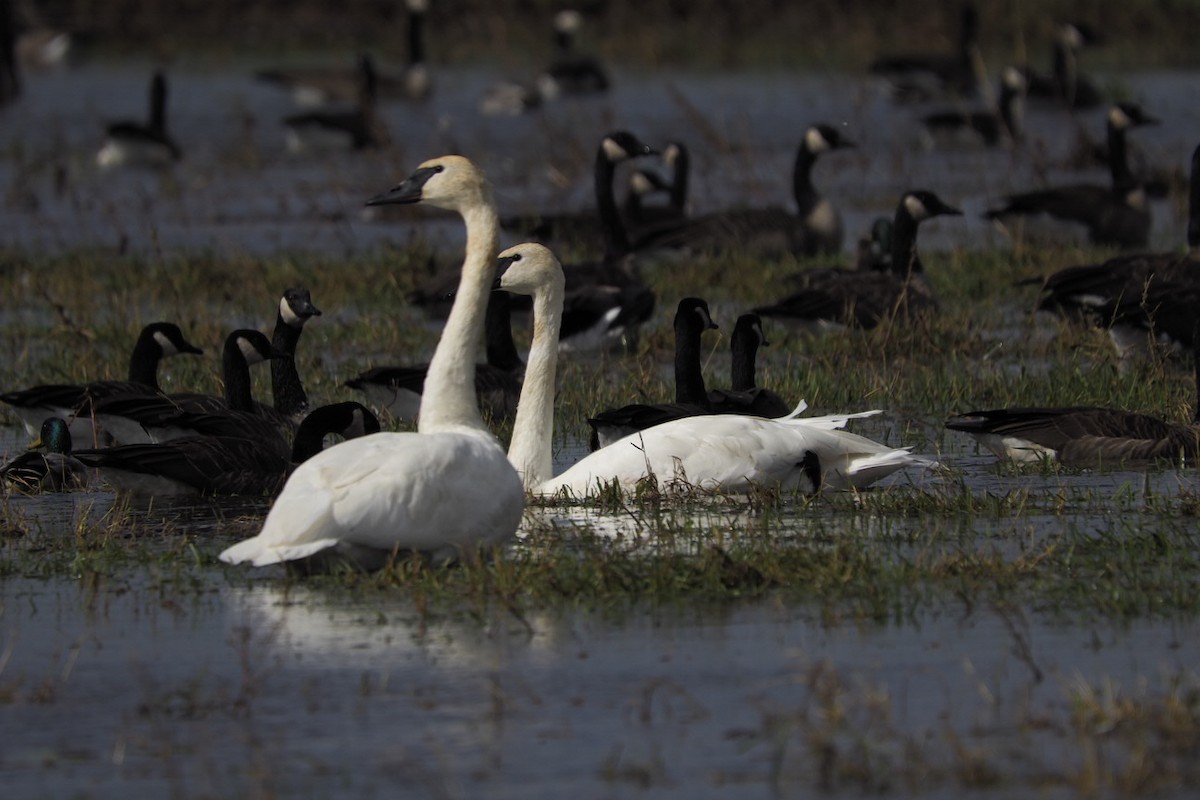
[511,254,522,262]
[433,165,445,173]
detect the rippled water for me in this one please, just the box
[3,59,1200,796]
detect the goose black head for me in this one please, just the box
[144,321,204,357]
[733,313,770,349]
[1109,103,1159,131]
[229,329,290,365]
[280,287,322,326]
[676,297,719,333]
[601,131,657,163]
[900,190,963,223]
[805,124,856,154]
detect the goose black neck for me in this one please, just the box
[891,206,923,277]
[554,27,574,55]
[1188,145,1200,250]
[1107,118,1133,189]
[0,0,18,103]
[149,74,167,133]
[127,333,165,390]
[485,291,522,372]
[1052,40,1076,101]
[730,327,759,393]
[595,148,630,258]
[792,144,820,217]
[271,314,308,417]
[408,6,426,66]
[222,338,256,412]
[290,406,343,463]
[999,82,1022,140]
[669,149,689,213]
[674,315,709,407]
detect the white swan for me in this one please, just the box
[494,243,937,496]
[220,156,524,567]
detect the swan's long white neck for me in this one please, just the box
[418,200,499,433]
[509,278,563,489]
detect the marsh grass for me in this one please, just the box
[2,239,1200,624]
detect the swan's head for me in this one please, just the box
[366,156,492,214]
[601,131,657,163]
[280,287,322,327]
[227,329,289,366]
[495,243,566,298]
[805,124,855,154]
[142,321,204,358]
[900,191,962,223]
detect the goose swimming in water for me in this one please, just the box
[921,66,1026,148]
[1025,21,1104,110]
[493,244,937,496]
[220,155,525,568]
[96,71,182,169]
[869,2,980,100]
[283,53,389,153]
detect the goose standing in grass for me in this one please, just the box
[0,321,204,443]
[220,155,524,568]
[754,190,962,333]
[0,417,90,492]
[493,245,935,495]
[76,402,380,498]
[1034,143,1200,323]
[636,125,854,258]
[920,66,1026,148]
[283,54,388,153]
[96,71,182,168]
[272,287,322,422]
[91,329,288,451]
[946,307,1200,466]
[586,297,719,450]
[256,0,430,106]
[869,2,980,100]
[343,290,523,424]
[983,103,1157,248]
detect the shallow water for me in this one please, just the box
[3,58,1200,796]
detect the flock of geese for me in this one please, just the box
[3,3,1200,571]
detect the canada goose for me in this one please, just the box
[623,141,690,231]
[91,329,289,452]
[984,103,1157,248]
[271,287,322,421]
[478,9,609,115]
[869,2,980,100]
[946,322,1200,465]
[76,402,381,498]
[95,71,182,168]
[557,282,657,354]
[586,297,719,450]
[754,190,962,333]
[636,125,855,258]
[0,321,204,442]
[707,314,792,418]
[0,417,89,492]
[283,54,388,153]
[1034,144,1200,322]
[492,244,935,495]
[1025,22,1104,110]
[256,0,430,106]
[343,290,523,424]
[1094,281,1200,358]
[920,66,1026,147]
[220,155,525,568]
[542,9,609,95]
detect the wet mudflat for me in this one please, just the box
[1,58,1200,797]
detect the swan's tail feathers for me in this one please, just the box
[781,400,809,419]
[219,537,340,567]
[779,408,884,430]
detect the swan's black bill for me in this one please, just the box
[366,165,442,206]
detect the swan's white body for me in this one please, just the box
[220,156,524,567]
[494,243,936,496]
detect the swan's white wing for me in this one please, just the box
[219,430,524,566]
